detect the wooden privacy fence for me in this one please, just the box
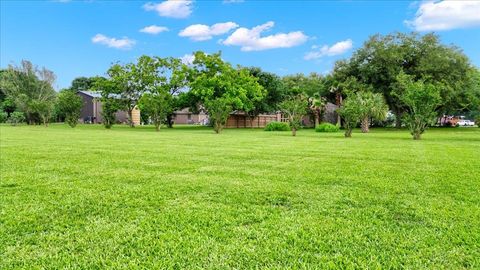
[226,113,281,128]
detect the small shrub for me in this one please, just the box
[475,116,480,127]
[0,111,7,123]
[7,111,25,126]
[315,122,340,132]
[264,121,290,131]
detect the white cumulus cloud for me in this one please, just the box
[222,21,308,51]
[405,0,480,31]
[179,22,239,41]
[304,39,353,60]
[143,0,193,19]
[140,25,169,35]
[91,34,135,50]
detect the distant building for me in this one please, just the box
[225,102,339,128]
[77,91,140,126]
[172,108,208,125]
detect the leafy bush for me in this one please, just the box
[57,90,83,128]
[315,123,340,132]
[476,116,480,127]
[7,111,25,126]
[0,111,7,123]
[264,121,290,131]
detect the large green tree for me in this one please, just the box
[70,77,96,92]
[190,52,265,133]
[337,32,477,127]
[245,67,284,126]
[57,89,83,128]
[395,73,442,140]
[337,93,363,138]
[105,56,158,127]
[0,60,56,126]
[153,57,190,128]
[138,92,171,131]
[93,77,121,129]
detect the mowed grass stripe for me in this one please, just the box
[1,124,479,269]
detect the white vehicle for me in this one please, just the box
[456,120,475,126]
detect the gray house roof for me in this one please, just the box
[78,91,102,98]
[78,90,122,99]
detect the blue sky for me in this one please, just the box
[1,0,480,90]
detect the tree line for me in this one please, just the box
[1,32,479,139]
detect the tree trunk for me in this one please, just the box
[155,123,160,132]
[336,92,343,126]
[166,114,174,128]
[249,117,255,128]
[394,109,402,128]
[214,121,222,134]
[344,127,353,137]
[291,128,297,136]
[314,113,320,128]
[413,132,421,140]
[361,117,369,133]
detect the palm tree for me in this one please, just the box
[358,92,388,133]
[308,94,326,128]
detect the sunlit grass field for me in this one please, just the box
[1,124,479,269]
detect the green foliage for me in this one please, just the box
[0,60,56,126]
[0,111,7,123]
[264,121,290,131]
[308,94,327,127]
[204,98,232,134]
[153,57,190,128]
[356,91,388,133]
[100,56,190,129]
[279,95,308,136]
[395,73,442,140]
[315,122,340,133]
[336,32,476,127]
[70,77,96,92]
[7,111,25,126]
[1,96,16,115]
[337,94,363,138]
[475,116,480,127]
[57,90,83,128]
[103,99,121,129]
[244,67,284,125]
[282,72,326,97]
[105,56,160,127]
[190,52,265,133]
[139,92,171,131]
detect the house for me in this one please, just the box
[172,108,208,125]
[225,102,339,128]
[77,91,140,125]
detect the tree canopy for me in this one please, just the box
[0,60,57,126]
[190,51,265,133]
[334,32,479,127]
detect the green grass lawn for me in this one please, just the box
[1,124,479,269]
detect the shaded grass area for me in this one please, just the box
[1,124,479,269]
